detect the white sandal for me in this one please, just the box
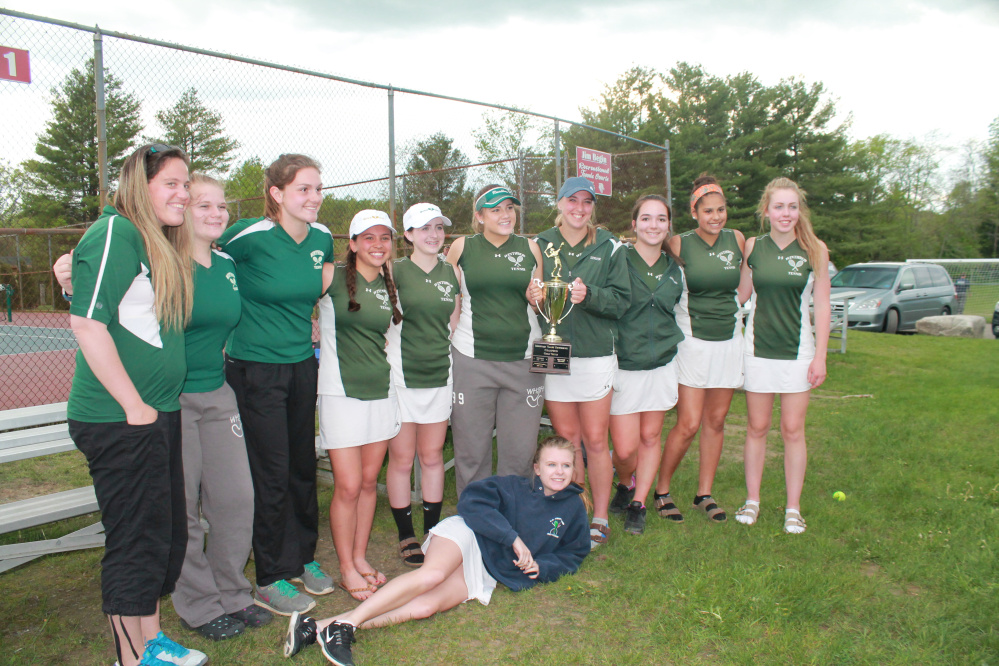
[784,509,806,534]
[735,500,760,525]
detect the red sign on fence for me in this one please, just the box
[0,46,31,84]
[576,146,612,196]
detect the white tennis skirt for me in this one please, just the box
[676,334,744,389]
[545,354,617,403]
[397,384,452,424]
[609,360,679,415]
[425,516,497,605]
[318,394,402,449]
[743,356,812,394]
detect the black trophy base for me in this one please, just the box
[530,340,571,374]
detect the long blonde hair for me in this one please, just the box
[113,144,193,331]
[533,435,593,512]
[555,196,598,247]
[756,177,822,268]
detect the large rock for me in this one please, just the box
[916,315,986,338]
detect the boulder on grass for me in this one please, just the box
[916,315,985,338]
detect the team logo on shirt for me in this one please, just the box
[716,250,735,268]
[783,254,807,276]
[435,281,454,299]
[505,251,526,270]
[547,517,565,538]
[226,272,239,291]
[525,385,544,408]
[372,288,391,310]
[310,250,325,269]
[230,414,243,438]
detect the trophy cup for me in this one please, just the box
[530,243,574,374]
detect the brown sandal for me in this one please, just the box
[337,580,373,602]
[654,493,684,522]
[589,521,610,549]
[693,495,727,522]
[398,537,424,567]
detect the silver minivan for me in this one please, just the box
[830,262,957,333]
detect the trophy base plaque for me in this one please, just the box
[530,340,571,374]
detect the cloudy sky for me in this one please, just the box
[3,0,997,187]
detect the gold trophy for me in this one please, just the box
[530,243,574,374]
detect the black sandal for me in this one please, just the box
[654,492,684,522]
[181,613,245,641]
[693,495,727,522]
[399,537,425,567]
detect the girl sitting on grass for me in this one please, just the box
[282,435,591,666]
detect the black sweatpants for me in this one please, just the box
[69,411,187,616]
[225,355,319,587]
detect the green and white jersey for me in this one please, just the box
[745,234,815,360]
[616,245,685,371]
[452,234,541,361]
[675,228,742,342]
[534,227,630,358]
[386,257,458,389]
[68,205,186,422]
[183,250,241,394]
[318,267,394,400]
[218,217,333,364]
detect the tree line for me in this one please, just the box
[2,59,996,266]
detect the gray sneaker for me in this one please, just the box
[290,560,334,595]
[254,579,316,617]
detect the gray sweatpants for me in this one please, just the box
[171,383,255,627]
[451,348,545,497]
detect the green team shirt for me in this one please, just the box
[218,217,333,364]
[745,234,816,360]
[535,227,631,358]
[68,206,186,422]
[386,257,459,389]
[317,267,394,400]
[452,234,541,361]
[616,246,685,371]
[676,228,742,342]
[183,250,242,393]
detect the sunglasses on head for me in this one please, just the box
[148,143,178,154]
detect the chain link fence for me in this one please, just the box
[1,9,671,409]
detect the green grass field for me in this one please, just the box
[1,331,997,665]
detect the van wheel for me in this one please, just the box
[941,306,951,316]
[885,309,899,334]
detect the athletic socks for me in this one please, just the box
[391,506,416,542]
[422,501,442,535]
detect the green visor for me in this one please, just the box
[474,186,522,211]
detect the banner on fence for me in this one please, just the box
[575,146,612,196]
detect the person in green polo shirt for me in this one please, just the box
[317,210,403,601]
[447,185,545,498]
[65,143,207,666]
[736,177,831,535]
[530,177,631,549]
[218,154,335,615]
[654,175,747,526]
[385,203,460,567]
[607,195,685,537]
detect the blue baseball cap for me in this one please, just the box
[558,176,596,201]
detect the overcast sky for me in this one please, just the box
[4,0,998,186]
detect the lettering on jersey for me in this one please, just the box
[716,250,736,269]
[226,272,239,291]
[372,288,391,310]
[506,251,526,271]
[780,254,807,276]
[525,385,544,408]
[547,517,565,538]
[588,255,602,261]
[310,250,325,269]
[435,280,454,300]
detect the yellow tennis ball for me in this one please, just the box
[833,491,846,501]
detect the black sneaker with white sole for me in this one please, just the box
[283,611,317,658]
[319,622,356,666]
[624,501,647,535]
[609,482,636,514]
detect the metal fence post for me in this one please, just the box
[14,235,24,310]
[388,86,396,224]
[664,140,672,213]
[47,236,54,308]
[517,151,525,234]
[554,120,562,198]
[93,26,108,213]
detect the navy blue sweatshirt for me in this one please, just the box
[457,474,590,591]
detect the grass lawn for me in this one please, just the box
[1,331,997,665]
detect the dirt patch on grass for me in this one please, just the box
[0,479,66,504]
[861,560,922,597]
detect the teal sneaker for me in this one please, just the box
[141,632,208,666]
[290,561,334,596]
[255,579,316,616]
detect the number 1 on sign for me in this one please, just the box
[2,52,14,77]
